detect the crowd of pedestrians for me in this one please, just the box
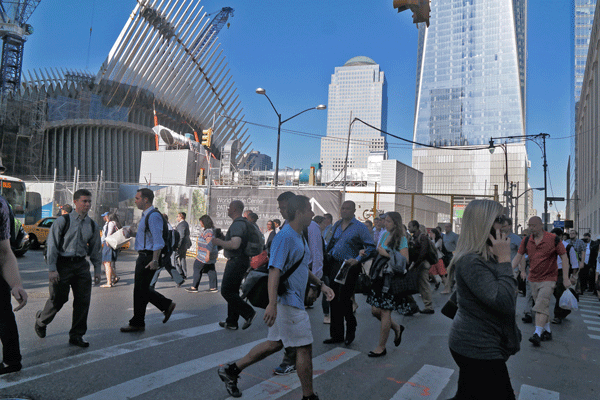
[2,181,600,400]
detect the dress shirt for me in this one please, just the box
[585,242,590,264]
[135,206,165,252]
[46,210,102,274]
[443,231,459,252]
[322,224,333,245]
[558,240,579,270]
[328,217,376,263]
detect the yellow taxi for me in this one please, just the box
[24,217,56,249]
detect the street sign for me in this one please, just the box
[553,220,565,229]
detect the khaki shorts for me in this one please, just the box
[530,280,556,317]
[267,303,313,348]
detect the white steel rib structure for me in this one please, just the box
[4,0,248,182]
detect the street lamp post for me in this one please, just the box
[513,187,544,233]
[489,133,550,230]
[256,88,326,187]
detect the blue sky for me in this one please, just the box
[25,0,574,217]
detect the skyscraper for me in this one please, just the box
[412,0,529,223]
[320,57,387,173]
[569,0,596,223]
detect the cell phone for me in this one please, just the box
[486,227,497,246]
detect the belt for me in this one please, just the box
[57,255,86,262]
[138,250,153,255]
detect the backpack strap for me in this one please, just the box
[57,214,71,252]
[144,208,161,249]
[522,234,561,256]
[325,220,342,254]
[280,236,307,284]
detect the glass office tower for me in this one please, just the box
[569,0,596,223]
[412,0,529,222]
[320,56,387,172]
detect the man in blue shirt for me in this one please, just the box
[218,195,334,399]
[323,200,376,345]
[121,188,176,332]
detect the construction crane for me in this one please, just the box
[0,0,41,93]
[189,7,234,59]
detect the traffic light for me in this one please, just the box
[393,0,431,27]
[201,128,212,148]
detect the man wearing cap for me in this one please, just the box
[35,189,102,348]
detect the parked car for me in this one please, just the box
[11,224,30,257]
[24,217,56,249]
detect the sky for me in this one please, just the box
[23,0,575,217]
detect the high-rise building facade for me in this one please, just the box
[246,150,273,171]
[412,0,530,227]
[569,0,596,223]
[320,57,387,172]
[574,0,600,237]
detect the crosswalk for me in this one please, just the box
[0,312,569,400]
[578,294,600,341]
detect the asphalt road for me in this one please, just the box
[1,249,599,400]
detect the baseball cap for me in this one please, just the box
[101,212,109,217]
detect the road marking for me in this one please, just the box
[578,311,600,318]
[225,348,360,400]
[1,322,222,389]
[518,384,559,399]
[586,326,600,332]
[588,334,600,340]
[389,364,454,400]
[78,339,265,400]
[145,312,195,322]
[583,319,600,325]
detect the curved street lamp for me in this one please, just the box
[256,88,326,187]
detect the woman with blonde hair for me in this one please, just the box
[362,211,408,357]
[447,199,520,400]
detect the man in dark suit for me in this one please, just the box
[175,212,192,279]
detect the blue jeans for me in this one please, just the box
[150,258,184,287]
[192,259,217,290]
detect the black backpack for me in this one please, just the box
[144,209,172,263]
[243,220,265,257]
[172,229,181,252]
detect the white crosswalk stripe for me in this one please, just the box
[224,348,360,400]
[78,339,265,400]
[518,384,560,400]
[389,365,454,400]
[1,321,222,389]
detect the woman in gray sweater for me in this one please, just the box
[447,199,520,400]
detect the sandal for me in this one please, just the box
[113,276,120,284]
[394,325,405,347]
[100,284,113,288]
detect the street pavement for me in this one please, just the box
[1,249,599,399]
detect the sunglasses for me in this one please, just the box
[495,215,509,224]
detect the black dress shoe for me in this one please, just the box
[367,349,387,357]
[421,309,435,314]
[120,324,145,333]
[69,337,90,348]
[323,337,344,344]
[344,333,355,346]
[0,362,22,375]
[34,310,46,338]
[522,314,533,323]
[163,302,176,323]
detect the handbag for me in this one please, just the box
[355,266,371,295]
[105,228,132,250]
[389,266,419,296]
[441,291,458,319]
[426,238,440,265]
[250,250,269,270]
[245,241,305,309]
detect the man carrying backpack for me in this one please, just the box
[120,188,176,333]
[212,200,256,331]
[35,189,102,348]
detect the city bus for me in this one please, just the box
[0,174,27,222]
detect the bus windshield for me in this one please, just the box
[0,177,26,217]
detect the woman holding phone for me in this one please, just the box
[447,200,520,400]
